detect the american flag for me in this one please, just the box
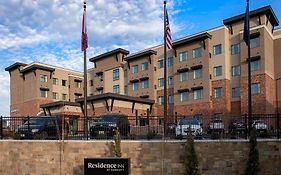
[81,6,88,51]
[166,9,173,50]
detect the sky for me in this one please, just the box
[0,0,280,116]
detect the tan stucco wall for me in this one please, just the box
[0,140,280,175]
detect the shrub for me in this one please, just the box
[185,127,200,175]
[244,128,259,175]
[113,128,122,157]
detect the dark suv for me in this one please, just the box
[90,114,130,138]
[15,117,67,139]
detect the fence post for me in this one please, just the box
[175,112,178,124]
[27,116,30,139]
[277,113,280,139]
[0,116,3,139]
[146,109,150,134]
[135,110,138,126]
[244,114,248,140]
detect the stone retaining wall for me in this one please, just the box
[0,140,280,175]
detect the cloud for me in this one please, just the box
[0,0,189,115]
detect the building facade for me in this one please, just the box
[87,6,281,118]
[6,6,281,119]
[5,62,84,117]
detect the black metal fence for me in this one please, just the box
[0,114,280,140]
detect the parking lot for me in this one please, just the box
[0,114,280,140]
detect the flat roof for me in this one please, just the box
[173,32,212,48]
[5,62,27,72]
[89,48,130,62]
[20,64,55,74]
[124,50,157,62]
[223,5,279,26]
[76,93,155,105]
[40,101,80,108]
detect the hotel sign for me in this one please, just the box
[84,158,130,175]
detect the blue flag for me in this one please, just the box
[243,0,250,46]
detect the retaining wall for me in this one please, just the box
[0,140,280,175]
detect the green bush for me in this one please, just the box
[146,131,157,140]
[113,129,122,157]
[185,127,200,175]
[244,128,259,175]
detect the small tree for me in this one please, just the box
[113,128,122,157]
[244,128,259,175]
[185,127,200,175]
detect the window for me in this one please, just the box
[180,72,188,81]
[158,58,164,69]
[168,57,173,67]
[214,87,222,98]
[232,87,240,98]
[158,78,164,87]
[97,73,103,81]
[232,65,241,76]
[251,83,260,94]
[142,80,149,89]
[179,52,188,61]
[75,81,81,88]
[40,75,48,83]
[113,85,120,94]
[53,78,59,85]
[194,89,203,100]
[89,80,94,86]
[193,48,202,58]
[62,80,67,86]
[251,59,260,71]
[142,62,149,71]
[231,44,240,55]
[40,89,48,98]
[62,94,67,101]
[132,65,138,74]
[75,93,82,99]
[213,66,222,77]
[124,85,128,94]
[250,36,260,48]
[168,76,174,86]
[52,92,59,100]
[169,95,174,104]
[113,68,119,80]
[193,68,202,79]
[132,82,139,91]
[213,44,222,55]
[180,92,188,102]
[158,96,164,105]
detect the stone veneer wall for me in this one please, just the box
[0,140,280,175]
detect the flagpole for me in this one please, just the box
[246,0,252,136]
[163,0,168,139]
[83,1,88,140]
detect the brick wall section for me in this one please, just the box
[11,99,53,117]
[174,102,212,116]
[240,74,275,114]
[231,101,241,116]
[211,79,231,115]
[0,140,280,175]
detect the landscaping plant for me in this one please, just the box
[185,127,200,175]
[113,128,122,157]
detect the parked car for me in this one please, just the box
[207,119,224,133]
[230,119,246,133]
[252,120,268,132]
[90,114,130,138]
[175,118,203,138]
[15,117,67,139]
